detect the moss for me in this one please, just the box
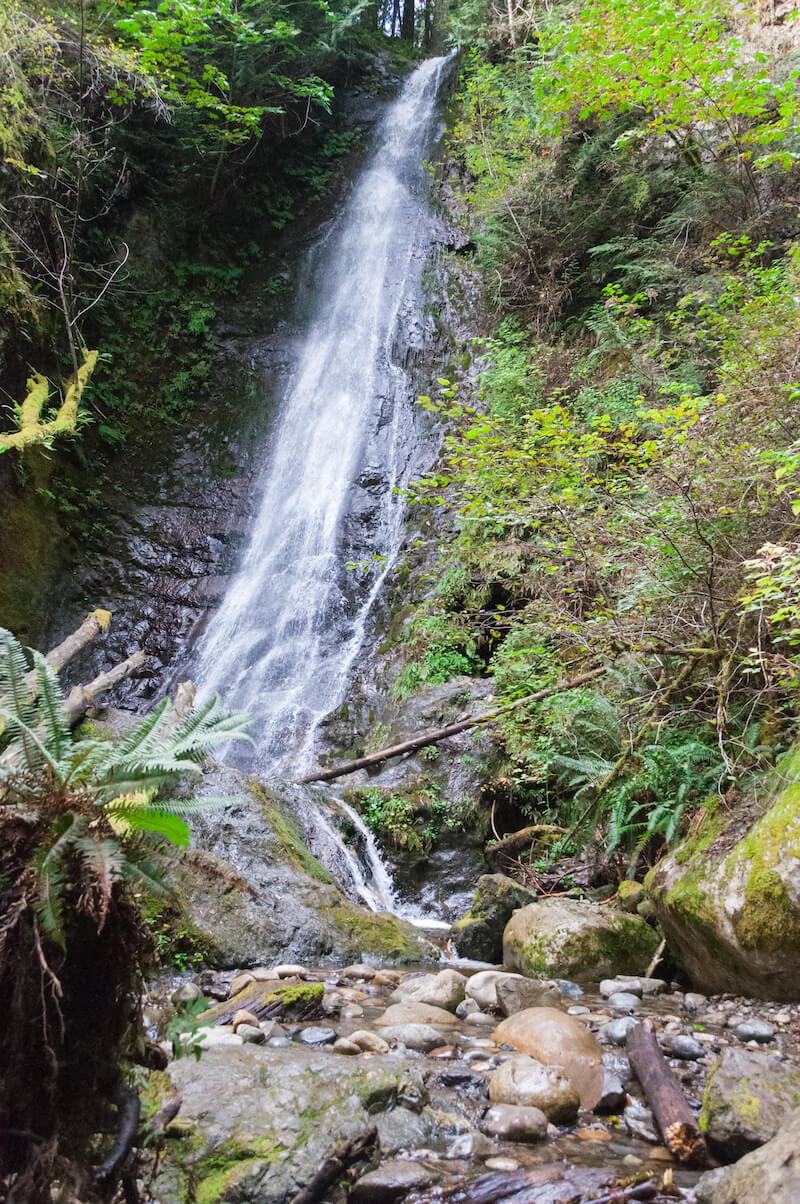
[513,910,659,978]
[700,1067,763,1134]
[193,1136,284,1204]
[199,979,324,1025]
[329,906,429,964]
[731,781,800,953]
[141,893,214,969]
[140,1070,173,1119]
[249,780,333,883]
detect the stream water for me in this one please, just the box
[193,56,453,923]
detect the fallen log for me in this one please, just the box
[288,1126,377,1204]
[297,667,607,785]
[485,824,565,872]
[64,649,146,725]
[20,608,112,698]
[626,1020,709,1166]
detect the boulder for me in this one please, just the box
[645,748,800,1000]
[393,969,466,1012]
[148,1044,427,1204]
[493,1007,605,1110]
[696,1108,800,1204]
[465,969,558,1013]
[380,1024,447,1052]
[451,874,538,962]
[480,1103,548,1142]
[489,1054,580,1122]
[503,899,659,981]
[376,1002,458,1028]
[350,1160,440,1202]
[700,1047,800,1162]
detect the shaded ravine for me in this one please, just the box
[194,57,453,924]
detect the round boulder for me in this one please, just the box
[489,1054,580,1123]
[480,1102,548,1142]
[493,1007,605,1110]
[503,899,659,981]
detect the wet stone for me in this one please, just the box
[350,1159,440,1203]
[480,1102,548,1142]
[599,1018,638,1045]
[237,1024,265,1044]
[669,1035,705,1060]
[607,992,641,1011]
[295,1025,336,1046]
[735,1019,775,1043]
[171,982,203,1006]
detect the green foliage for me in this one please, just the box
[351,782,478,854]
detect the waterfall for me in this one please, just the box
[195,57,451,923]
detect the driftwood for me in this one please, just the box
[485,824,565,872]
[64,649,146,725]
[627,1020,709,1166]
[288,1126,377,1204]
[20,608,111,699]
[297,667,607,785]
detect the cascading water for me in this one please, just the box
[195,57,451,924]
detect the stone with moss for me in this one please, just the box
[451,874,538,962]
[645,744,800,999]
[699,1046,800,1162]
[695,1107,800,1204]
[146,1044,428,1204]
[502,898,659,981]
[200,980,324,1026]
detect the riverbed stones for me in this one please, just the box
[645,747,800,1000]
[393,969,467,1012]
[479,1103,548,1142]
[607,992,642,1011]
[451,874,538,961]
[488,1054,580,1122]
[380,1024,447,1053]
[700,1046,800,1161]
[350,1159,440,1202]
[295,1025,336,1045]
[465,969,558,1013]
[503,898,659,980]
[493,1007,605,1110]
[696,1107,800,1204]
[735,1018,775,1043]
[150,1044,427,1204]
[598,1017,638,1046]
[376,1002,459,1028]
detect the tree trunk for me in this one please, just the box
[400,0,414,41]
[64,650,146,726]
[626,1021,710,1166]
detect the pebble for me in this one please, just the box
[577,1127,612,1142]
[171,982,202,1006]
[342,1004,365,1019]
[232,1009,260,1030]
[554,979,583,999]
[295,1026,336,1046]
[446,1132,496,1159]
[623,1154,642,1168]
[333,1038,362,1055]
[568,1005,590,1015]
[272,964,308,979]
[599,1018,638,1045]
[237,1024,265,1044]
[267,1036,291,1047]
[735,1019,775,1043]
[229,972,255,996]
[607,992,642,1011]
[456,998,480,1018]
[774,1011,792,1025]
[668,1035,705,1060]
[429,1046,457,1059]
[601,978,643,999]
[485,1157,520,1171]
[348,1030,390,1054]
[683,992,708,1013]
[466,1012,497,1026]
[340,964,376,980]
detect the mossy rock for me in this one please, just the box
[200,980,324,1026]
[502,898,659,981]
[646,745,800,1000]
[699,1046,800,1162]
[451,874,538,962]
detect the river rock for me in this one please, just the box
[600,978,643,998]
[644,746,800,999]
[598,1017,638,1046]
[333,1037,361,1055]
[489,1054,580,1122]
[451,874,538,961]
[607,992,641,1011]
[669,1035,705,1060]
[171,982,203,1006]
[493,1007,605,1109]
[503,899,659,980]
[393,969,467,1012]
[375,1106,433,1153]
[696,1107,800,1203]
[380,1024,447,1052]
[466,969,557,1013]
[735,1019,775,1043]
[172,774,438,968]
[149,1044,427,1203]
[593,1070,627,1113]
[349,1030,390,1053]
[350,1160,440,1202]
[700,1047,800,1161]
[617,881,646,912]
[479,1103,548,1142]
[295,1025,336,1046]
[237,1024,265,1044]
[376,1002,458,1028]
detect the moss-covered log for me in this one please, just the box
[0,349,98,453]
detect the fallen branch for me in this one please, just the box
[485,824,565,873]
[19,609,112,700]
[64,650,146,725]
[288,1127,377,1204]
[626,1020,709,1166]
[297,667,607,784]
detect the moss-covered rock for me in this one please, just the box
[645,746,800,1000]
[451,874,538,962]
[146,1044,428,1204]
[200,980,325,1026]
[695,1107,800,1204]
[502,898,659,981]
[699,1047,800,1162]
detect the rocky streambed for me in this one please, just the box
[141,958,800,1204]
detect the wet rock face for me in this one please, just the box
[696,1107,800,1204]
[452,874,538,962]
[645,747,800,1000]
[503,899,660,982]
[699,1046,800,1161]
[170,769,438,967]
